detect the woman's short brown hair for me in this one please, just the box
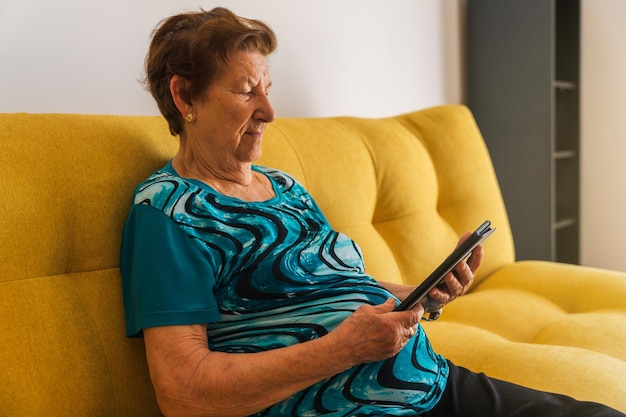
[144,7,277,135]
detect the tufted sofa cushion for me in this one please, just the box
[0,105,624,415]
[258,106,514,286]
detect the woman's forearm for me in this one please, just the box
[144,299,419,417]
[144,324,357,417]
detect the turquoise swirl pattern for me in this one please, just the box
[132,162,448,416]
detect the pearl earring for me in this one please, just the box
[185,113,194,123]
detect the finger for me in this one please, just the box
[445,272,466,296]
[409,301,424,321]
[451,261,473,287]
[429,269,468,305]
[382,297,398,311]
[427,284,448,302]
[456,231,472,247]
[423,292,447,311]
[466,244,484,273]
[369,298,397,313]
[394,301,422,329]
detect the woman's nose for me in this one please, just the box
[255,93,275,123]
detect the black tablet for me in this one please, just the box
[395,220,495,311]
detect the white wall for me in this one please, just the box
[580,0,626,271]
[0,0,463,118]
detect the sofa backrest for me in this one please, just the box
[259,105,514,284]
[0,115,175,416]
[0,105,513,416]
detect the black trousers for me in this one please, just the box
[422,361,625,417]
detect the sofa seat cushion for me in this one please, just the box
[423,260,626,412]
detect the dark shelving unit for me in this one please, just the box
[467,0,580,263]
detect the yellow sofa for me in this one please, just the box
[1,105,625,416]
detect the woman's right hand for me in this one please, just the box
[330,298,424,366]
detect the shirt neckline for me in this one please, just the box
[163,160,282,205]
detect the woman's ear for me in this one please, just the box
[169,75,193,117]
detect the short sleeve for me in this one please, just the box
[120,203,221,337]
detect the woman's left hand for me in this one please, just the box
[422,232,484,312]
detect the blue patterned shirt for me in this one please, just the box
[120,161,448,416]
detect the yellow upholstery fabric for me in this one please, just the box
[0,105,624,415]
[424,261,626,408]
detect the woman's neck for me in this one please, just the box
[172,154,273,201]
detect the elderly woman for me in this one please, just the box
[120,7,624,417]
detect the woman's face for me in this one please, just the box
[187,49,275,167]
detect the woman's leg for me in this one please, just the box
[423,361,624,417]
